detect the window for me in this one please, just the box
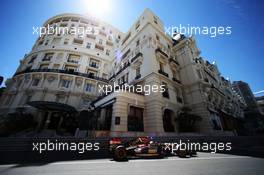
[67,54,80,63]
[88,71,97,78]
[128,106,144,131]
[95,44,104,51]
[38,40,44,46]
[156,34,160,41]
[85,83,94,92]
[136,67,140,76]
[64,38,69,45]
[32,78,40,86]
[162,82,169,98]
[136,39,140,46]
[159,62,164,71]
[106,49,110,56]
[42,53,54,61]
[64,65,77,72]
[135,20,140,30]
[172,69,176,78]
[89,60,99,68]
[154,16,158,24]
[125,73,129,83]
[115,117,120,125]
[99,39,103,45]
[29,55,37,64]
[121,75,125,85]
[44,39,49,45]
[61,79,71,88]
[86,42,91,49]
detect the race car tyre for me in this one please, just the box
[178,150,187,158]
[114,146,127,161]
[190,150,197,157]
[157,146,165,158]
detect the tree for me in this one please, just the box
[176,106,202,132]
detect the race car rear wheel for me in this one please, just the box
[157,145,165,158]
[177,150,187,158]
[114,147,127,161]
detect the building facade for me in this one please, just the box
[0,9,244,136]
[232,81,258,110]
[256,96,264,116]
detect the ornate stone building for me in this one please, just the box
[0,9,244,136]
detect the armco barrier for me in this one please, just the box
[0,136,264,164]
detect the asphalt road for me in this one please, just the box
[0,153,263,175]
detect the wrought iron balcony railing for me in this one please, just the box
[14,68,108,83]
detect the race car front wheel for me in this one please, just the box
[114,147,127,161]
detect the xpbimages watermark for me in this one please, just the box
[98,82,166,95]
[32,24,114,38]
[32,140,100,154]
[165,24,232,38]
[164,140,232,154]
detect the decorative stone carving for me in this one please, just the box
[75,78,83,87]
[47,75,56,83]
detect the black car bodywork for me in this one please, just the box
[109,137,197,161]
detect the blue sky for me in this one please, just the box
[0,0,263,95]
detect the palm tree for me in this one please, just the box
[176,106,202,132]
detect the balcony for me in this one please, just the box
[115,62,130,77]
[73,38,83,45]
[169,58,179,66]
[204,68,218,82]
[155,48,168,58]
[158,69,169,77]
[135,74,141,80]
[42,58,51,62]
[131,52,143,63]
[109,74,116,80]
[177,96,183,103]
[87,34,96,40]
[106,40,113,46]
[172,77,181,84]
[99,30,107,37]
[13,68,108,83]
[67,60,79,64]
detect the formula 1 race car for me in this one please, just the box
[109,137,164,161]
[109,137,197,161]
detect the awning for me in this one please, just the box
[27,101,77,113]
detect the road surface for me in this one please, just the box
[0,153,263,175]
